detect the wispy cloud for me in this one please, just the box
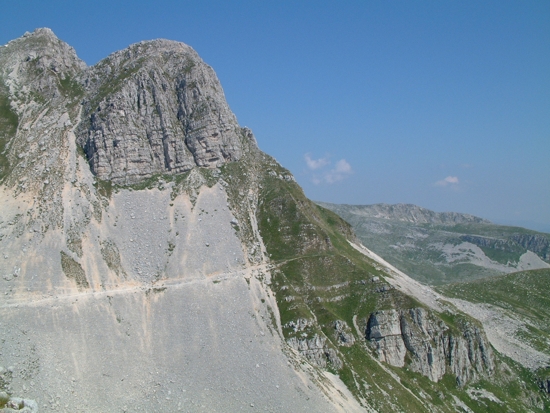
[435,176,459,187]
[304,154,353,184]
[304,153,330,170]
[325,159,353,183]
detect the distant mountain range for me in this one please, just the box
[318,202,550,285]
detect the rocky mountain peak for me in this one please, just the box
[1,28,255,187]
[0,28,86,187]
[1,28,86,82]
[77,37,253,184]
[25,27,57,39]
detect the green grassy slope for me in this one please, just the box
[439,269,550,357]
[217,149,550,412]
[439,268,550,404]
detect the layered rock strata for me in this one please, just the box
[285,318,344,369]
[77,39,255,184]
[287,335,343,370]
[366,308,495,385]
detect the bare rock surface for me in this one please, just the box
[366,310,406,368]
[366,308,494,385]
[76,38,254,184]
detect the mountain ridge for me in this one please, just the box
[317,202,492,226]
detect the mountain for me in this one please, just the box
[318,202,550,285]
[0,29,549,412]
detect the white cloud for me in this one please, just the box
[435,176,459,187]
[335,159,352,173]
[304,153,329,170]
[311,176,322,185]
[304,154,353,184]
[325,159,353,183]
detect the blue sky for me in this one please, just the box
[2,1,549,231]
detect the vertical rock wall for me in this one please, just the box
[366,308,494,385]
[77,40,253,184]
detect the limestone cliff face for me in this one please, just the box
[284,318,343,369]
[510,234,550,261]
[366,308,494,385]
[365,309,407,367]
[1,28,257,187]
[287,335,343,370]
[77,39,254,184]
[0,28,85,189]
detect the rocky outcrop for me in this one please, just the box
[366,309,406,367]
[285,319,343,369]
[333,320,355,347]
[77,39,255,184]
[366,308,494,385]
[510,234,550,262]
[287,335,343,370]
[284,318,313,333]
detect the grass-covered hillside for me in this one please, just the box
[439,268,550,363]
[220,151,550,412]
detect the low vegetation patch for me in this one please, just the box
[60,251,89,290]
